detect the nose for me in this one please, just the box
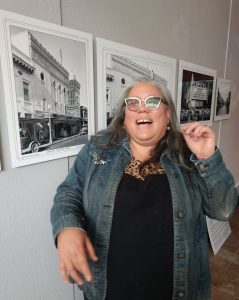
[138,100,149,112]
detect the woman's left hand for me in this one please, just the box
[181,122,216,160]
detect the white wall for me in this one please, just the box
[0,1,238,299]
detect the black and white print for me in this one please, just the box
[96,38,177,131]
[214,78,232,121]
[0,10,94,167]
[177,60,217,126]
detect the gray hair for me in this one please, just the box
[110,77,180,133]
[93,77,192,169]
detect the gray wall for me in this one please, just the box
[0,0,238,299]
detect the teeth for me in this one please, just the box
[136,119,152,124]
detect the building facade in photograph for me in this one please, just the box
[105,54,167,124]
[12,31,70,119]
[186,73,208,108]
[216,89,231,116]
[67,76,81,117]
[181,72,211,123]
[11,30,87,154]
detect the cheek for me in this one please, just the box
[123,119,132,133]
[155,108,170,124]
[124,110,134,128]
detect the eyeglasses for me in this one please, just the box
[124,96,165,111]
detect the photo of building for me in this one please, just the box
[180,70,214,123]
[11,26,88,154]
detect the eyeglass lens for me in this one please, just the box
[125,97,161,111]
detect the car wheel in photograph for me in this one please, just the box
[31,142,39,153]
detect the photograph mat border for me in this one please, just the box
[96,37,177,131]
[0,9,94,167]
[213,78,232,121]
[177,60,217,126]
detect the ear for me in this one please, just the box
[166,108,171,123]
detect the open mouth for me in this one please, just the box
[136,119,153,125]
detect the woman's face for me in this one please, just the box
[124,82,170,148]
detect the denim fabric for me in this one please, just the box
[51,138,238,300]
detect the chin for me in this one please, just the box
[136,138,158,145]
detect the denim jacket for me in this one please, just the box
[51,138,238,300]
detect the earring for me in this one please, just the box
[166,124,170,130]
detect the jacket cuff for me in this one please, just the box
[190,148,223,177]
[52,214,85,246]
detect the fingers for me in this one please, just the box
[58,245,93,285]
[59,257,70,283]
[85,235,98,262]
[74,245,94,282]
[59,255,84,285]
[181,122,214,139]
[57,229,97,285]
[180,122,216,159]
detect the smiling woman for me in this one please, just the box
[50,77,238,300]
[123,82,170,160]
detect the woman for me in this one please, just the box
[50,78,237,300]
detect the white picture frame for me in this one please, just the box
[0,9,94,168]
[177,60,217,126]
[96,38,177,131]
[214,78,232,121]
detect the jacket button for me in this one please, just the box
[178,211,184,219]
[178,292,185,298]
[199,164,205,171]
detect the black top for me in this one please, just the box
[105,173,174,300]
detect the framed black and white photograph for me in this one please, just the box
[214,78,232,121]
[0,10,94,167]
[177,60,217,126]
[96,38,177,131]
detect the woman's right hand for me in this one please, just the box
[57,228,98,285]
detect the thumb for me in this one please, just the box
[85,236,98,262]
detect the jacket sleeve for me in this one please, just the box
[50,142,91,242]
[190,148,238,220]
